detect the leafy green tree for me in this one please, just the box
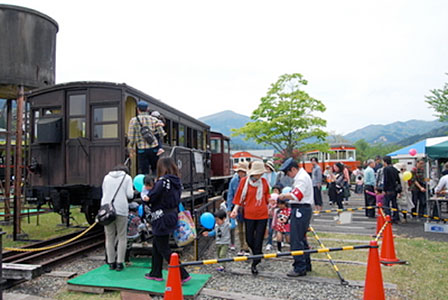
[426,75,448,122]
[354,139,401,164]
[232,73,328,157]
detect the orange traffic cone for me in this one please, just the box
[164,253,184,300]
[363,240,385,300]
[375,203,385,236]
[380,216,406,266]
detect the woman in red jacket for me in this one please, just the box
[230,161,270,275]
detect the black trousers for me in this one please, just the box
[364,185,375,217]
[384,191,399,222]
[290,204,312,273]
[137,147,159,175]
[244,219,267,266]
[313,186,323,206]
[411,190,427,217]
[149,235,189,280]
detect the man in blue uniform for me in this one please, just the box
[278,158,314,276]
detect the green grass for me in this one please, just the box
[57,291,120,300]
[308,232,448,300]
[1,205,90,248]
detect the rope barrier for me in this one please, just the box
[309,226,348,285]
[179,244,373,267]
[4,222,98,252]
[313,206,376,215]
[382,206,448,222]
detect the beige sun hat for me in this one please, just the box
[248,161,267,176]
[265,160,276,172]
[235,162,249,172]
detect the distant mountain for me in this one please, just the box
[395,125,448,146]
[198,110,271,149]
[344,120,447,144]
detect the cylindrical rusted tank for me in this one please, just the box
[0,4,58,99]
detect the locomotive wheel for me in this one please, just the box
[85,205,99,225]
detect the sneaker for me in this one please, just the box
[216,266,225,272]
[243,251,251,256]
[115,263,124,271]
[144,273,163,281]
[237,250,245,256]
[156,148,165,156]
[230,245,236,251]
[108,263,116,270]
[287,270,307,277]
[266,244,273,251]
[181,276,192,284]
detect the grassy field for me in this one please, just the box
[1,205,90,248]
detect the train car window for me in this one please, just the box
[92,107,118,139]
[203,130,208,151]
[197,131,203,150]
[43,107,61,115]
[179,124,185,146]
[68,94,86,138]
[329,151,338,160]
[192,129,198,149]
[32,110,40,142]
[224,140,230,153]
[338,150,347,160]
[172,122,178,146]
[210,139,220,154]
[186,127,192,148]
[164,119,171,145]
[347,150,355,161]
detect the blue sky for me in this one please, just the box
[4,0,448,134]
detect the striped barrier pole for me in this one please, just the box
[309,226,348,285]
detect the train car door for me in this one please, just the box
[65,92,89,184]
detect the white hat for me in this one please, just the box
[235,162,249,173]
[265,160,275,172]
[248,161,267,176]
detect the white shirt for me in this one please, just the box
[101,171,134,217]
[290,168,314,205]
[435,174,448,194]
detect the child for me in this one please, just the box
[355,175,364,194]
[150,110,166,156]
[272,199,291,253]
[125,202,144,265]
[266,184,282,251]
[141,175,154,202]
[202,210,236,271]
[365,187,384,206]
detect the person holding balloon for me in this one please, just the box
[395,163,414,223]
[101,165,134,272]
[230,161,270,275]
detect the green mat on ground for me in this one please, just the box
[67,258,211,296]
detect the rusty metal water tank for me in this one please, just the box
[0,4,58,99]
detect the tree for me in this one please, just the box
[426,74,448,122]
[232,73,328,157]
[354,139,401,165]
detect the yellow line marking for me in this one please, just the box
[203,259,218,265]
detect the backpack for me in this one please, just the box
[136,116,156,145]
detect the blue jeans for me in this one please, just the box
[266,218,273,245]
[290,204,312,273]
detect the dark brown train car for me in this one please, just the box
[209,131,232,196]
[25,81,210,223]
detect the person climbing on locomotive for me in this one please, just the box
[127,101,166,175]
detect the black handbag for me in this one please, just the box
[96,175,126,226]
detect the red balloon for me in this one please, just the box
[409,148,417,156]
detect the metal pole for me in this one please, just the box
[4,100,12,223]
[13,86,24,240]
[0,229,5,300]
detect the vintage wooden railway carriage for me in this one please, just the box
[25,81,212,224]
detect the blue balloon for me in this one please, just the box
[133,174,145,192]
[200,212,215,229]
[282,187,292,194]
[138,204,145,218]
